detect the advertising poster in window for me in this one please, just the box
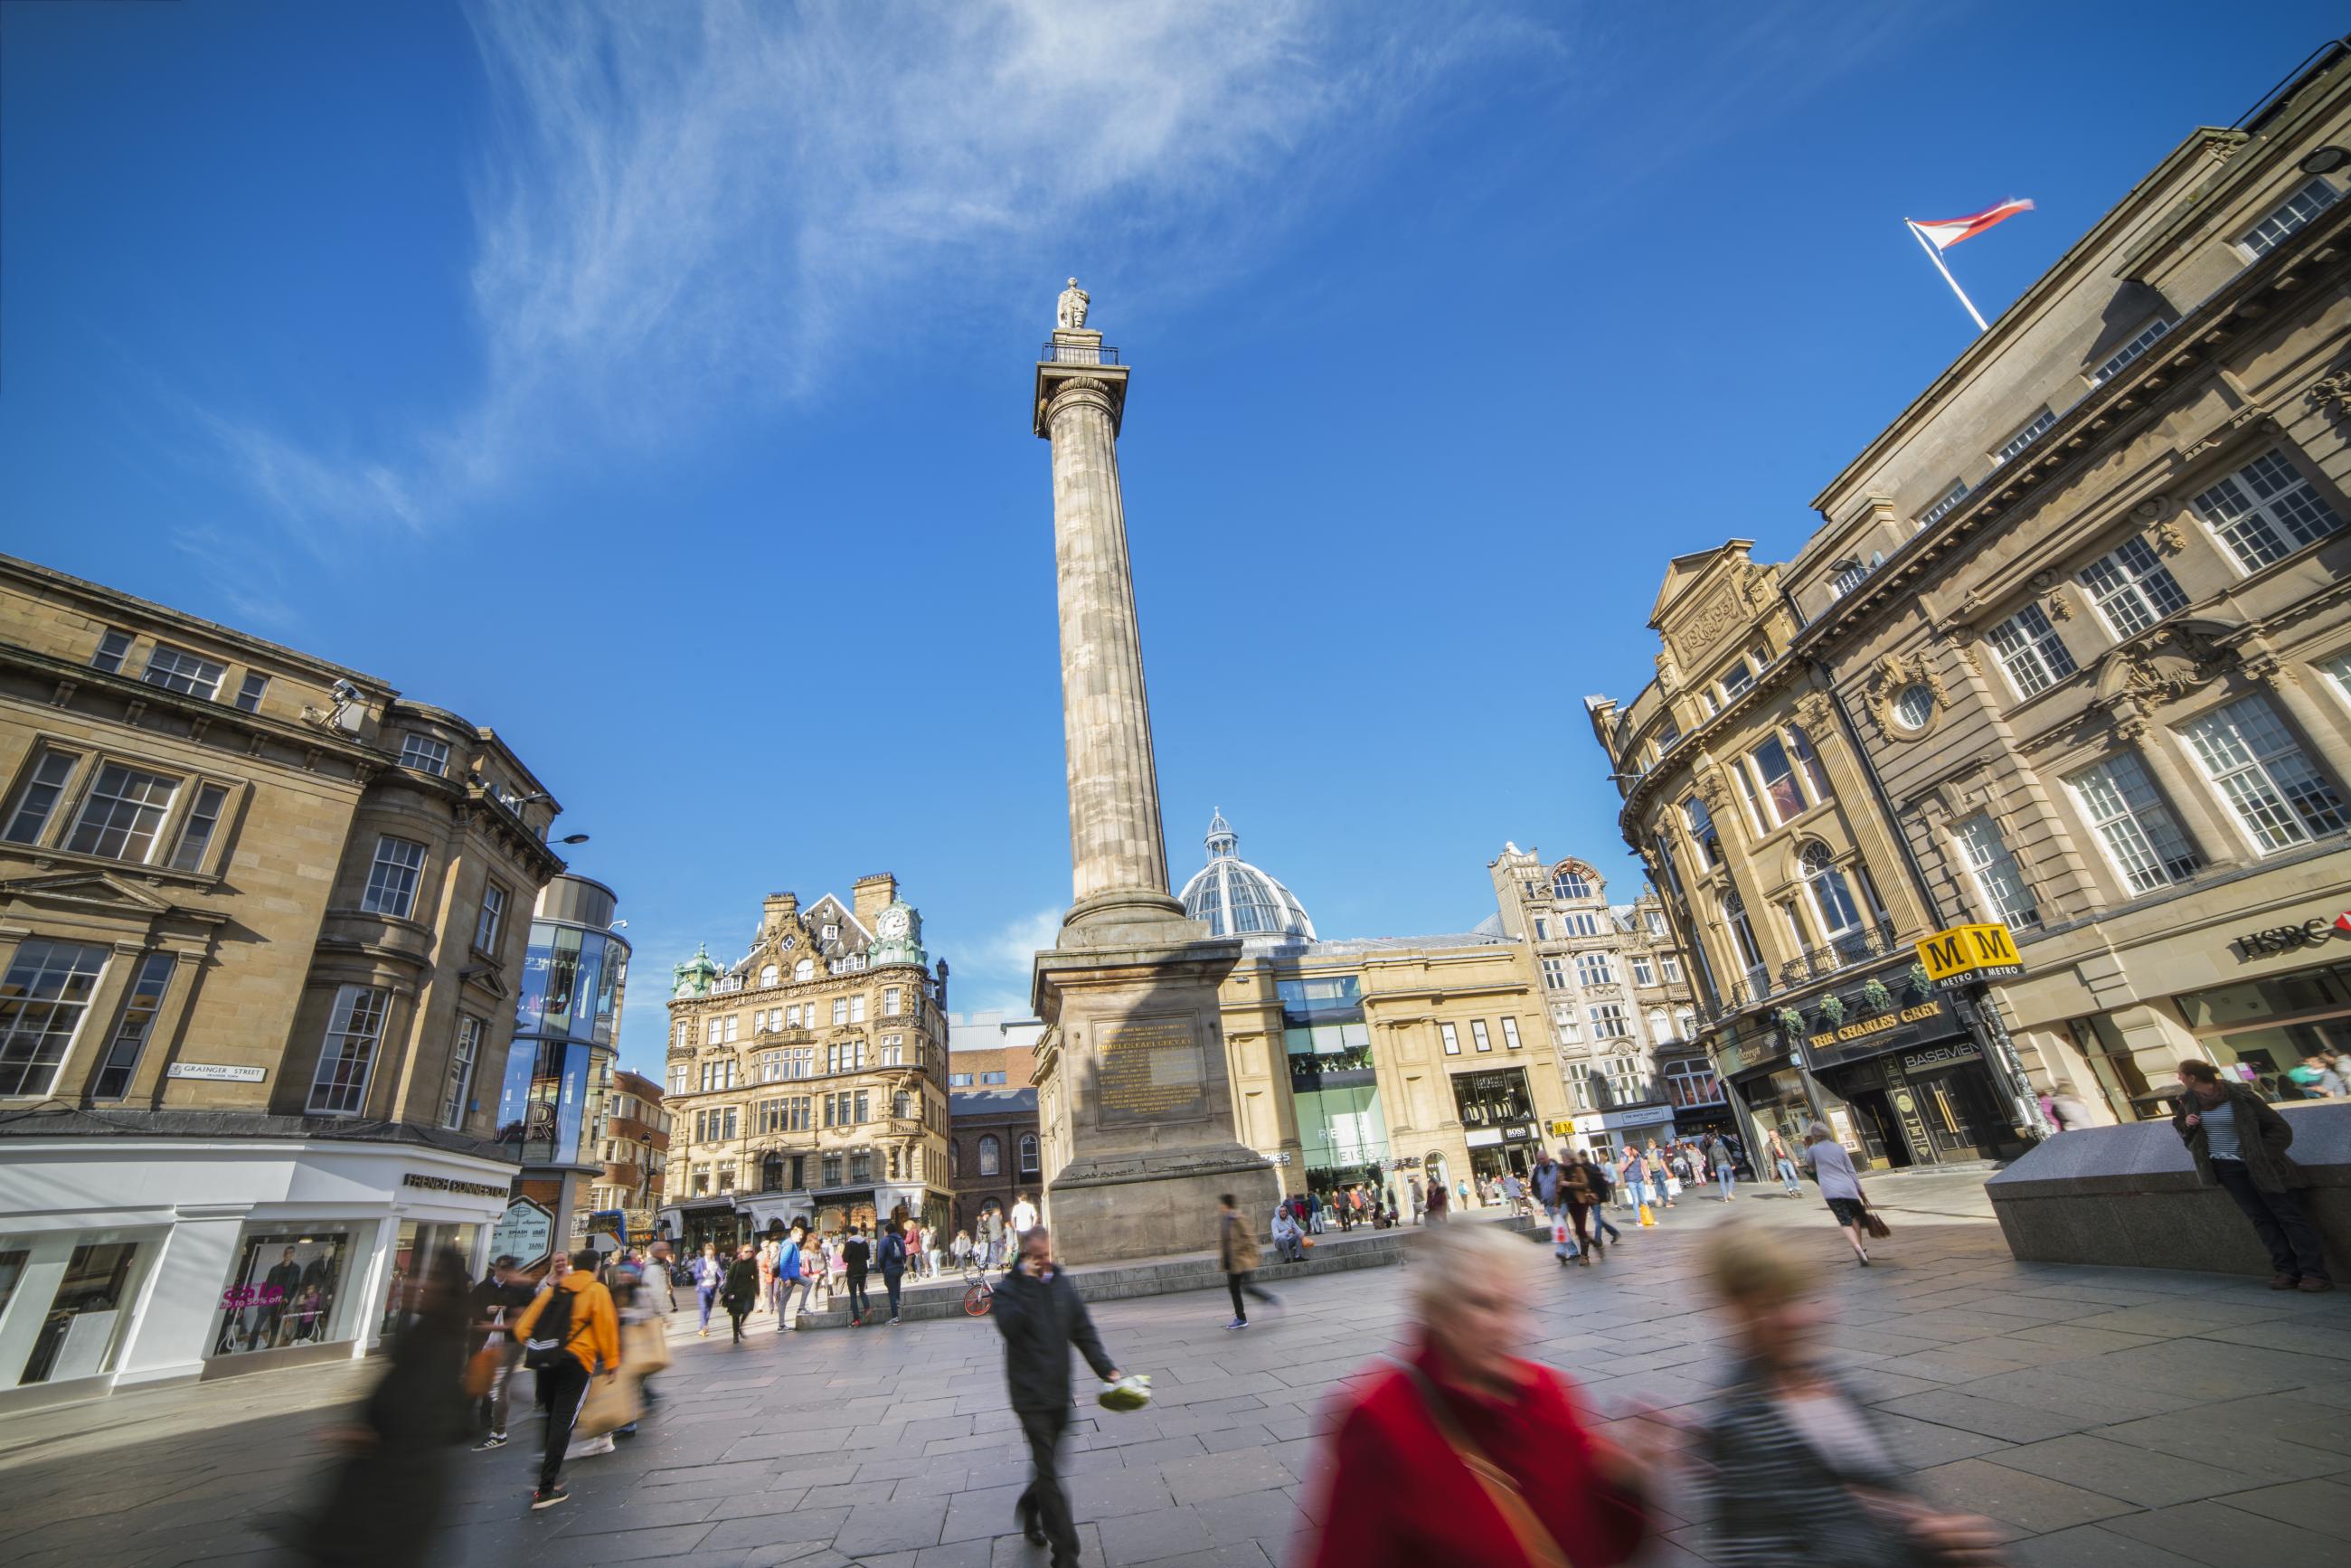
[211,1229,353,1356]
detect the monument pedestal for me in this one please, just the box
[1033,925,1279,1262]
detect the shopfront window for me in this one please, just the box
[378,1222,480,1343]
[23,1241,142,1385]
[211,1228,356,1358]
[1450,1068,1534,1129]
[2175,960,2351,1100]
[2065,1015,2157,1121]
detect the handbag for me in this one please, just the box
[1402,1363,1572,1568]
[574,1371,641,1440]
[1862,1209,1892,1240]
[624,1318,670,1374]
[463,1343,501,1400]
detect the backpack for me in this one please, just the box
[522,1284,574,1371]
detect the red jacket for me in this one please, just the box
[1297,1338,1647,1568]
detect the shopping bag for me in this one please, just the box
[462,1343,500,1400]
[1299,1236,1315,1250]
[575,1372,641,1440]
[1861,1209,1892,1241]
[623,1318,670,1374]
[1552,1222,1572,1247]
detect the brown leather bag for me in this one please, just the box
[1402,1363,1572,1568]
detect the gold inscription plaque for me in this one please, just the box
[1097,1017,1208,1125]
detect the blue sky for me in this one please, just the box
[4,1,2342,1079]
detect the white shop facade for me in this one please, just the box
[0,1132,513,1412]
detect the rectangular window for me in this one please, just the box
[67,762,180,863]
[1986,604,2077,698]
[1532,917,1548,941]
[399,734,450,777]
[705,1018,722,1047]
[723,1015,740,1044]
[1564,912,1600,937]
[141,643,227,700]
[475,883,507,952]
[0,940,109,1097]
[2079,537,2189,637]
[1661,953,1684,984]
[1952,815,2041,930]
[1439,1022,1460,1055]
[849,996,865,1024]
[93,952,177,1099]
[1540,957,1568,990]
[360,836,427,918]
[1630,955,1656,986]
[307,984,391,1115]
[1682,795,1718,867]
[1719,656,1755,701]
[2238,175,2339,259]
[90,628,134,674]
[5,750,82,845]
[832,997,847,1025]
[1576,952,1614,987]
[166,782,230,873]
[1919,480,1969,527]
[880,1035,903,1066]
[1551,1003,1581,1045]
[949,1072,972,1087]
[233,672,269,713]
[1588,1003,1630,1040]
[2088,318,2171,386]
[1469,1019,1493,1053]
[2067,754,2202,895]
[439,1014,483,1129]
[2191,449,2344,571]
[669,1064,687,1096]
[883,986,901,1015]
[2181,694,2347,852]
[722,1107,738,1140]
[980,1070,1006,1084]
[1830,560,1870,599]
[1500,1016,1522,1051]
[1992,408,2056,464]
[1744,735,1808,826]
[1787,725,1833,802]
[760,1052,782,1082]
[821,1155,842,1186]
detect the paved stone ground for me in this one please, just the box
[5,1178,2349,1568]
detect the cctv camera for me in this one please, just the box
[331,679,361,703]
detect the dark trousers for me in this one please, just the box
[538,1356,590,1491]
[1565,1200,1594,1247]
[1018,1405,1077,1560]
[847,1274,869,1319]
[1226,1270,1273,1321]
[2214,1160,2329,1280]
[727,1301,748,1342]
[484,1335,527,1434]
[883,1270,903,1320]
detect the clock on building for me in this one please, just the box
[868,901,925,967]
[879,909,910,939]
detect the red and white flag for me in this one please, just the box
[1908,199,2035,251]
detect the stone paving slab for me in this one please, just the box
[5,1184,2348,1567]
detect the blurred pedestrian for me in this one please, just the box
[844,1225,873,1325]
[1801,1125,1874,1267]
[511,1247,621,1510]
[691,1242,723,1338]
[1219,1193,1279,1328]
[640,1241,677,1317]
[1425,1177,1450,1223]
[995,1226,1121,1568]
[1706,1134,1739,1202]
[467,1255,535,1450]
[881,1217,910,1325]
[2173,1059,2331,1292]
[1408,1175,1424,1223]
[1766,1129,1803,1195]
[756,1236,777,1317]
[722,1245,758,1344]
[284,1245,469,1567]
[1299,1223,1652,1567]
[1700,1225,2004,1566]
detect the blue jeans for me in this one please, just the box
[1776,1157,1802,1194]
[696,1285,718,1329]
[1592,1209,1621,1242]
[1717,1168,1736,1200]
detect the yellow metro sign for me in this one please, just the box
[1915,922,2023,988]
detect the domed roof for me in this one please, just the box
[1179,810,1316,940]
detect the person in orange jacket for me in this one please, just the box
[509,1250,621,1511]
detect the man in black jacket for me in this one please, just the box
[994,1226,1120,1568]
[843,1227,873,1326]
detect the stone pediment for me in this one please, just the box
[0,868,222,923]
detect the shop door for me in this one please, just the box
[1913,1065,2005,1158]
[1849,1091,1911,1167]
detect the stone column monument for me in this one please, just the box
[1028,281,1279,1262]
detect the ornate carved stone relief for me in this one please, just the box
[2307,369,2351,426]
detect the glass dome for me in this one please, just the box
[1178,811,1316,939]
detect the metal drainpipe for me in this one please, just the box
[1801,623,2050,1142]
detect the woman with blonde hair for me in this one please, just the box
[1298,1223,1655,1566]
[1701,1225,2002,1566]
[1801,1123,1874,1265]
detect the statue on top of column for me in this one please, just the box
[1056,277,1091,332]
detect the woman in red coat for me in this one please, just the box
[1298,1223,1653,1568]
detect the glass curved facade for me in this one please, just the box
[499,893,631,1169]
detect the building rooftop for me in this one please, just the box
[1179,811,1316,940]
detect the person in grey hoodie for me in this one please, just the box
[1801,1125,1874,1266]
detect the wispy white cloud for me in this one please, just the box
[946,903,1062,1015]
[190,0,1552,534]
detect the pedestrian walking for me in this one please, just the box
[1801,1125,1876,1266]
[1560,1156,1597,1264]
[1298,1223,1654,1567]
[982,1208,1005,1270]
[691,1242,723,1338]
[844,1226,873,1325]
[775,1225,807,1331]
[510,1249,621,1511]
[1765,1129,1803,1196]
[1500,1168,1528,1218]
[1408,1175,1424,1223]
[1308,1188,1326,1233]
[467,1255,535,1450]
[995,1225,1122,1568]
[1010,1192,1040,1240]
[722,1245,757,1344]
[1699,1225,2003,1567]
[923,1223,942,1279]
[1707,1135,1738,1202]
[756,1237,776,1317]
[282,1245,470,1567]
[2173,1059,2332,1292]
[1579,1152,1623,1248]
[1218,1193,1279,1328]
[881,1218,910,1325]
[1425,1177,1450,1223]
[639,1242,676,1317]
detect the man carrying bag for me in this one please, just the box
[510,1249,621,1511]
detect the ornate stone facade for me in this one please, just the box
[659,875,951,1248]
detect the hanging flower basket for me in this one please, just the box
[1861,978,1893,1014]
[1907,961,1932,996]
[1819,995,1846,1025]
[1775,1007,1806,1035]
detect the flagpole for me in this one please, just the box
[1908,220,1988,333]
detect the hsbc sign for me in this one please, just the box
[2231,911,2351,962]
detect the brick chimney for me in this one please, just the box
[762,892,798,937]
[852,873,897,928]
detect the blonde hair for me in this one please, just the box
[1703,1222,1807,1308]
[1408,1220,1527,1321]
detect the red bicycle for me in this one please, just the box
[961,1259,995,1318]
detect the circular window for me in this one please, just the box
[1891,684,1935,732]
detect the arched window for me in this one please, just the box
[793,958,814,981]
[1799,842,1864,949]
[949,1138,961,1178]
[1553,869,1593,901]
[978,1135,1001,1176]
[1019,1133,1039,1175]
[1648,1007,1673,1044]
[760,964,778,987]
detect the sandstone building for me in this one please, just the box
[0,553,564,1404]
[658,877,951,1252]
